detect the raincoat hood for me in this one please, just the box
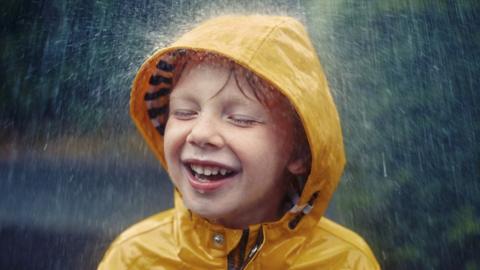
[100,15,379,270]
[130,15,345,228]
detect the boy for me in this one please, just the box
[99,15,380,269]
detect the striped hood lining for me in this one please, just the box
[143,49,311,222]
[131,15,346,233]
[143,50,182,136]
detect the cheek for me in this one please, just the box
[271,119,295,154]
[163,120,187,163]
[163,128,174,162]
[234,129,290,168]
[163,122,189,188]
[266,124,293,155]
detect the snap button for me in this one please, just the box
[212,233,224,246]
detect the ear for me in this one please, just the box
[287,158,307,175]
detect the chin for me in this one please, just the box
[184,199,232,221]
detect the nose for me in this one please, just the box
[186,114,224,149]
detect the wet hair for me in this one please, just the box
[168,50,312,177]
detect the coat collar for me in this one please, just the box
[172,190,320,265]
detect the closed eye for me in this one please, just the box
[228,115,261,127]
[172,109,197,120]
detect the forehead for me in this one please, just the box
[170,61,260,103]
[168,54,298,124]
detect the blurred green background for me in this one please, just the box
[305,1,479,269]
[1,0,479,269]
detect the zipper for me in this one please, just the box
[227,229,249,270]
[241,229,264,269]
[227,228,264,270]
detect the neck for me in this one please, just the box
[209,200,286,229]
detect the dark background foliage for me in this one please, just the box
[306,1,480,269]
[1,0,479,269]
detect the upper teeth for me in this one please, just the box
[190,165,231,176]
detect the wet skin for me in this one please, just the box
[163,62,301,228]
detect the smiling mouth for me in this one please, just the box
[185,163,237,182]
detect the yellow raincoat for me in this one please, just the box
[98,15,380,270]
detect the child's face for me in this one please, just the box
[164,62,299,228]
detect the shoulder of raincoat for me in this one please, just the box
[98,15,380,270]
